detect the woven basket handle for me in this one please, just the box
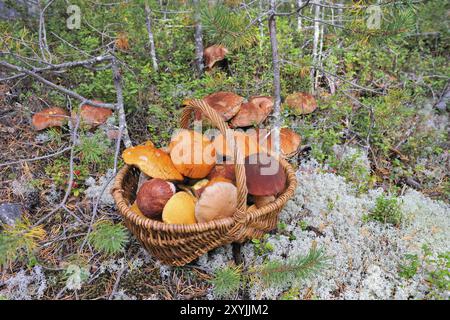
[181,99,248,219]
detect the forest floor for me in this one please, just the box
[0,86,448,300]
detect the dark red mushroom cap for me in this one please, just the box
[244,153,286,196]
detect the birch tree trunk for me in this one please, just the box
[144,1,158,72]
[311,0,321,94]
[297,0,303,31]
[193,0,204,76]
[259,0,265,49]
[315,4,325,91]
[269,0,281,155]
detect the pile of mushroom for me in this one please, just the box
[125,90,316,225]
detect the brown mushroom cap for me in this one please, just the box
[78,101,113,127]
[169,129,216,179]
[207,163,236,183]
[32,107,69,130]
[122,145,183,181]
[196,91,244,121]
[204,45,229,69]
[284,92,317,115]
[230,96,274,128]
[244,153,287,196]
[136,179,176,218]
[246,128,301,158]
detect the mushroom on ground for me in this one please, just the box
[169,129,216,179]
[230,96,274,128]
[213,131,262,159]
[195,180,237,223]
[192,91,244,121]
[136,179,176,218]
[284,92,317,115]
[204,45,229,69]
[162,191,197,224]
[32,107,69,130]
[77,101,113,127]
[122,144,183,181]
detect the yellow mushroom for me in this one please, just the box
[162,192,197,224]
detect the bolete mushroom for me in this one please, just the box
[122,145,183,181]
[77,101,113,127]
[244,152,286,197]
[169,129,216,179]
[213,131,262,159]
[162,191,197,224]
[193,91,244,121]
[230,96,274,128]
[32,107,69,130]
[195,180,237,223]
[136,179,176,218]
[204,45,229,69]
[207,163,236,183]
[284,92,317,115]
[246,128,301,158]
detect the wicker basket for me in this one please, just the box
[112,99,297,266]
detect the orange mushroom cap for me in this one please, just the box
[284,92,317,115]
[244,153,287,196]
[230,96,274,128]
[122,145,183,181]
[204,45,229,69]
[213,130,263,159]
[169,129,216,179]
[77,101,113,127]
[246,128,301,158]
[207,163,236,183]
[196,91,244,121]
[32,107,69,131]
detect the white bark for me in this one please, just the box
[297,0,303,31]
[144,1,158,72]
[311,0,321,94]
[193,0,204,75]
[269,0,281,155]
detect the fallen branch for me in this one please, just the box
[0,61,116,109]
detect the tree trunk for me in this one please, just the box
[297,0,303,31]
[193,0,204,76]
[269,0,281,155]
[144,1,158,72]
[311,0,321,94]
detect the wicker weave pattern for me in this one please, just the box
[112,99,297,266]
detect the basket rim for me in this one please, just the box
[112,157,297,234]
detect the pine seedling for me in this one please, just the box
[0,218,46,267]
[259,246,329,287]
[88,220,128,255]
[210,265,242,298]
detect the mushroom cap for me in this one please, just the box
[213,131,262,159]
[246,128,301,158]
[78,101,113,127]
[244,153,287,196]
[169,129,216,179]
[207,163,236,183]
[122,145,183,181]
[230,96,274,128]
[162,191,197,224]
[32,107,69,130]
[284,92,317,115]
[195,181,237,223]
[204,45,229,69]
[136,179,176,218]
[197,91,244,121]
